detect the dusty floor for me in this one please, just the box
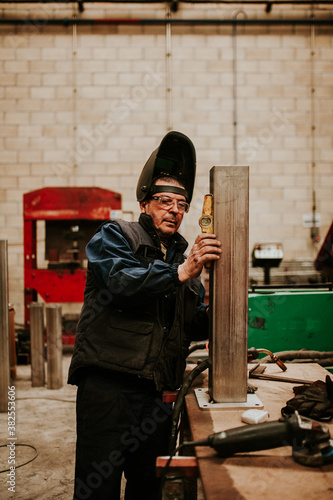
[0,353,78,499]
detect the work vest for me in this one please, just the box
[68,217,203,391]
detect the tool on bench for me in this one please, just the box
[250,372,314,385]
[248,347,287,371]
[183,411,333,467]
[248,364,314,385]
[189,346,287,370]
[249,366,333,421]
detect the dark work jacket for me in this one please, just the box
[67,213,208,391]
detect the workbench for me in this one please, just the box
[185,363,333,500]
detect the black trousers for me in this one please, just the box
[73,370,172,500]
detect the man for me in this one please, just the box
[68,131,221,500]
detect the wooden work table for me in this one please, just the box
[185,363,333,500]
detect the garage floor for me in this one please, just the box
[1,353,79,499]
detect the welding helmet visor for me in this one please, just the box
[136,131,196,203]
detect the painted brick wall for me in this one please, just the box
[0,3,332,323]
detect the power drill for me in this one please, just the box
[184,411,333,467]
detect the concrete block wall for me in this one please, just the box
[0,2,332,323]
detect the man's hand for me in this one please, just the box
[178,233,222,282]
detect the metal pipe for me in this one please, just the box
[72,9,79,176]
[45,304,63,390]
[232,20,238,165]
[165,7,173,132]
[209,166,249,403]
[0,241,10,413]
[0,18,332,25]
[29,303,45,387]
[1,0,333,4]
[310,16,319,243]
[232,10,247,165]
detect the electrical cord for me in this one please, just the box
[17,397,75,403]
[0,444,38,473]
[168,358,210,455]
[157,443,185,499]
[0,398,74,473]
[157,359,210,496]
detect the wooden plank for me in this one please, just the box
[209,166,249,402]
[156,456,199,478]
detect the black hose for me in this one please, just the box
[168,358,210,455]
[260,350,333,364]
[291,358,333,365]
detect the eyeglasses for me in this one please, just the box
[151,195,190,214]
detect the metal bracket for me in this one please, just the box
[194,388,264,410]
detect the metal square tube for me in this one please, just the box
[209,166,249,403]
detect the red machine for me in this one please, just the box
[24,187,122,343]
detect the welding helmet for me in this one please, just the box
[136,131,196,203]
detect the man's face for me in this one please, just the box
[140,180,187,242]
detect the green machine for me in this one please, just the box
[248,287,333,355]
[248,227,333,367]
